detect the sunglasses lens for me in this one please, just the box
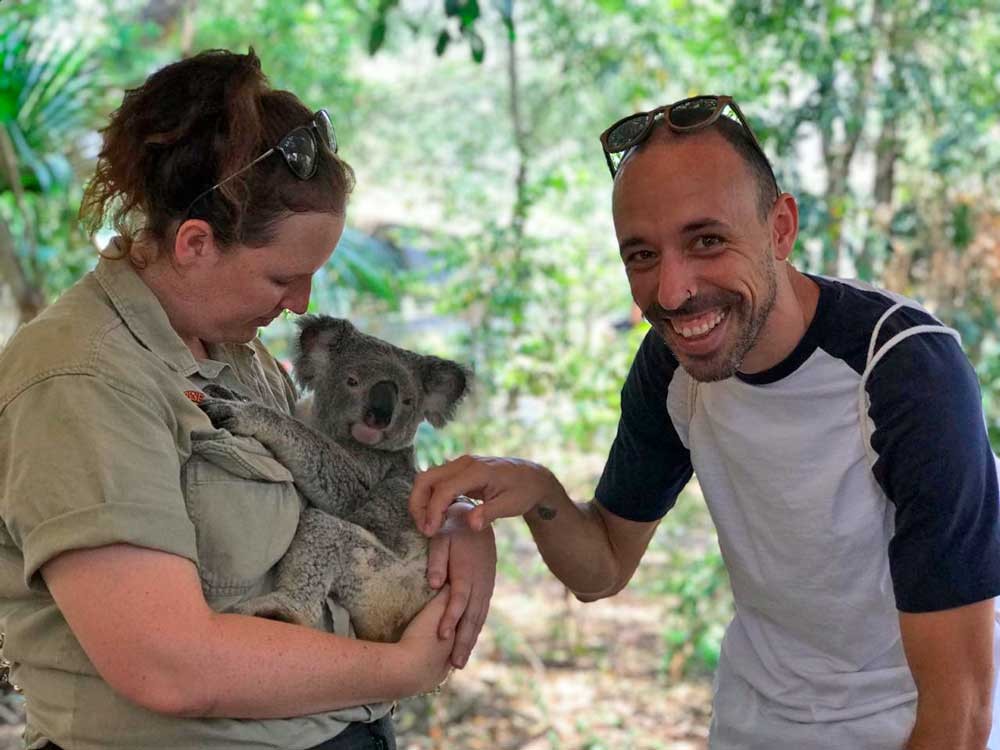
[606,114,651,152]
[667,96,721,128]
[314,109,337,153]
[278,128,317,180]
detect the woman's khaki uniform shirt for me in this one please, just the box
[0,255,389,749]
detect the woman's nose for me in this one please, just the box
[282,277,312,315]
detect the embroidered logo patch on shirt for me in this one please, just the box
[184,389,206,404]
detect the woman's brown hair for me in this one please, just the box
[81,48,354,264]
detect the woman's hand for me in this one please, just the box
[410,454,566,537]
[425,501,497,668]
[395,586,456,694]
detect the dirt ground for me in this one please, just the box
[394,573,713,750]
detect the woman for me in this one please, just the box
[0,49,495,750]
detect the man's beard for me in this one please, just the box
[645,256,778,382]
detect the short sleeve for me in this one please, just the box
[595,330,693,522]
[867,331,1000,612]
[0,374,197,590]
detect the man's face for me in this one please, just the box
[612,132,778,382]
[190,211,345,345]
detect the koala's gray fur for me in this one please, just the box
[199,315,470,642]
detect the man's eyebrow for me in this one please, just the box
[681,218,729,234]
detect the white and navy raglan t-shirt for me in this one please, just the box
[595,275,1000,748]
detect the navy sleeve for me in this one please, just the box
[595,329,693,522]
[867,329,1000,613]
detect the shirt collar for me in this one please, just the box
[93,241,256,378]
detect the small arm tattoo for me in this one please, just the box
[536,504,557,521]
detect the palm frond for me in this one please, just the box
[0,12,99,194]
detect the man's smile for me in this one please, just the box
[670,308,728,339]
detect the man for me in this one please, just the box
[410,95,1000,749]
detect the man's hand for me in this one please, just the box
[425,501,496,668]
[409,454,565,537]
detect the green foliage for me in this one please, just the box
[979,338,1000,452]
[190,0,363,126]
[656,549,729,676]
[0,19,92,192]
[0,9,105,303]
[369,0,491,64]
[636,494,733,677]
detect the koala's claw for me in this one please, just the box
[199,398,251,435]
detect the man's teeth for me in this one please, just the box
[672,310,726,339]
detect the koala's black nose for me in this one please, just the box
[365,380,398,429]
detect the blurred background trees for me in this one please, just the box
[1,0,998,747]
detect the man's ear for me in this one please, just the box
[770,193,799,262]
[173,219,219,268]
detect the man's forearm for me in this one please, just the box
[899,600,996,750]
[409,455,654,600]
[905,688,993,750]
[523,495,621,600]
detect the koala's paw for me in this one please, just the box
[232,593,320,628]
[199,398,263,437]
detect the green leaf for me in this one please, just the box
[445,0,480,26]
[467,28,485,63]
[460,0,481,28]
[435,29,450,56]
[368,18,388,55]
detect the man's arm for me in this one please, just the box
[899,598,995,750]
[524,495,660,600]
[410,455,660,600]
[43,543,454,719]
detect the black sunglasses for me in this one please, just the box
[599,95,775,190]
[182,109,337,218]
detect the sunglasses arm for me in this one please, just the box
[603,149,617,177]
[210,148,276,194]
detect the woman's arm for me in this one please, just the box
[42,543,453,719]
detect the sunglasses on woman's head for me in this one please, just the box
[182,109,337,218]
[599,95,772,184]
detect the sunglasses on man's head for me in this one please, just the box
[183,109,337,218]
[599,95,771,182]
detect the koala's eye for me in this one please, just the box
[346,376,359,387]
[402,398,413,406]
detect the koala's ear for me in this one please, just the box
[420,356,471,428]
[294,316,356,389]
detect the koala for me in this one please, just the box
[198,315,470,642]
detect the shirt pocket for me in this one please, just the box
[182,429,301,599]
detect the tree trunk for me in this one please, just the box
[861,8,901,283]
[0,127,45,327]
[0,216,44,326]
[820,0,883,276]
[503,0,529,414]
